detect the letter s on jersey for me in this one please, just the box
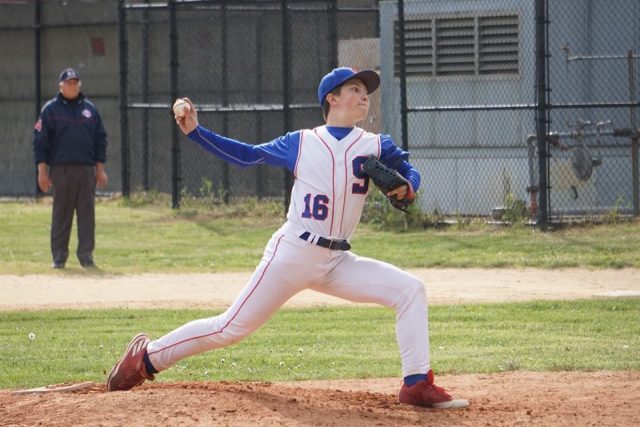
[352,156,370,195]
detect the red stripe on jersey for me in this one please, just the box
[339,129,366,235]
[148,234,286,357]
[314,128,336,235]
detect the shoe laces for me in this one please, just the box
[430,382,452,399]
[432,383,445,392]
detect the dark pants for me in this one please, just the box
[50,164,96,265]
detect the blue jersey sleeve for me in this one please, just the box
[187,125,300,172]
[379,134,421,192]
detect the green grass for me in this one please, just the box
[1,198,640,274]
[1,199,638,389]
[0,299,638,389]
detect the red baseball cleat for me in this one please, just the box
[399,370,469,409]
[107,333,155,391]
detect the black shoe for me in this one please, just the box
[80,261,97,269]
[52,262,65,269]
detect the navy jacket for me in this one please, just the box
[33,93,107,166]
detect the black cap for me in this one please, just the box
[59,68,80,82]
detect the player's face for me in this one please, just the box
[59,79,81,100]
[335,79,370,123]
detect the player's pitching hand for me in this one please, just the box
[174,97,198,135]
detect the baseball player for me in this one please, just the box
[107,67,469,409]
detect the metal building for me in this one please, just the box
[380,0,639,217]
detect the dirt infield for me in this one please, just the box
[1,372,638,426]
[1,269,639,426]
[2,268,640,310]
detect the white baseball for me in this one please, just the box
[173,99,190,118]
[28,332,36,340]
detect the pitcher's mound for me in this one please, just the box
[1,371,638,426]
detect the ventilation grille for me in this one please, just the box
[478,15,519,75]
[394,13,519,78]
[394,19,433,76]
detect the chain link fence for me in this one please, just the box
[545,0,639,218]
[120,0,379,208]
[2,0,638,225]
[383,0,639,223]
[0,0,121,197]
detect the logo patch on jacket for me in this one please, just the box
[34,119,42,132]
[82,109,92,118]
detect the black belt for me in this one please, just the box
[299,231,351,251]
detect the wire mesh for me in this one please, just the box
[545,0,640,217]
[381,0,639,220]
[1,0,638,222]
[0,0,120,198]
[121,1,378,205]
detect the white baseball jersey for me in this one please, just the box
[145,124,430,379]
[288,126,380,240]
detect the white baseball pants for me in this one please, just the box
[146,223,430,377]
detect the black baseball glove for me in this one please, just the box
[363,155,415,212]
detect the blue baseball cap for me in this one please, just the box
[59,68,80,82]
[317,67,380,106]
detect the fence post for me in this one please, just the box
[628,50,639,217]
[34,0,42,196]
[328,0,338,69]
[221,1,230,204]
[255,15,265,199]
[281,0,292,215]
[118,0,130,198]
[169,0,181,208]
[142,0,150,191]
[397,0,409,151]
[535,0,549,229]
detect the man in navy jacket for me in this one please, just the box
[33,68,108,269]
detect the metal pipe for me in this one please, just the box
[34,0,42,196]
[526,128,640,145]
[122,1,376,13]
[328,0,338,70]
[281,0,292,215]
[34,0,41,121]
[567,55,640,61]
[221,0,230,204]
[408,101,640,112]
[548,207,635,216]
[0,21,117,31]
[142,0,150,191]
[169,0,181,208]
[255,12,265,200]
[118,0,131,198]
[535,0,549,229]
[629,50,639,216]
[397,0,409,151]
[561,44,640,62]
[127,102,317,111]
